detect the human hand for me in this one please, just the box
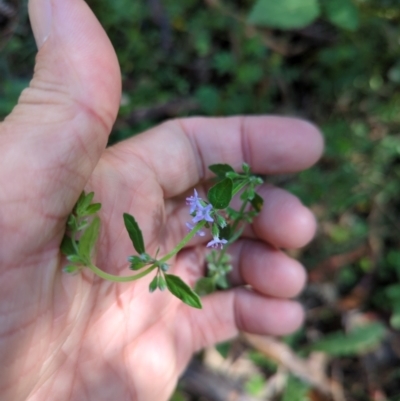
[0,0,323,400]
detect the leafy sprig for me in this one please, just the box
[61,162,264,309]
[61,191,102,274]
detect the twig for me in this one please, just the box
[243,333,331,394]
[309,243,370,283]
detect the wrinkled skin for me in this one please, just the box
[0,0,324,400]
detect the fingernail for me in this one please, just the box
[28,0,53,49]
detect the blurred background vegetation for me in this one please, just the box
[2,0,400,399]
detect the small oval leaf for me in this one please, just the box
[82,203,102,216]
[250,193,264,213]
[63,265,80,274]
[309,322,386,356]
[195,277,216,296]
[248,0,320,30]
[76,191,95,216]
[208,178,233,209]
[149,276,159,293]
[323,0,359,31]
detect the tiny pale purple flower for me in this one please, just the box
[192,203,214,224]
[186,222,205,237]
[186,189,202,214]
[207,236,228,249]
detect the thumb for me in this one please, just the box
[0,0,121,255]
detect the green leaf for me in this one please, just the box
[77,219,89,231]
[247,0,320,30]
[245,374,267,397]
[219,224,232,240]
[216,274,229,289]
[158,276,167,291]
[61,235,76,256]
[309,322,386,356]
[226,172,243,180]
[160,263,169,272]
[76,192,95,216]
[240,187,255,201]
[75,192,86,210]
[67,254,83,264]
[215,214,227,228]
[247,187,255,200]
[385,284,400,300]
[209,164,235,177]
[390,300,400,329]
[390,313,400,330]
[63,265,80,274]
[211,223,220,238]
[123,213,146,254]
[67,214,78,230]
[226,207,241,220]
[82,203,102,216]
[129,255,147,271]
[215,341,231,359]
[195,85,220,114]
[169,389,186,401]
[78,217,101,263]
[281,375,310,401]
[208,178,233,209]
[242,163,250,174]
[322,0,359,31]
[149,276,158,293]
[165,274,202,308]
[195,277,216,296]
[231,179,248,196]
[250,193,264,213]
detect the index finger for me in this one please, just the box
[109,116,324,198]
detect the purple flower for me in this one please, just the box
[186,189,202,214]
[192,203,214,224]
[186,222,205,237]
[207,236,228,249]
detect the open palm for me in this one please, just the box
[0,1,323,400]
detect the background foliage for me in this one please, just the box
[2,0,400,399]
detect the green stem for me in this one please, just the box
[85,221,206,282]
[88,262,157,283]
[216,197,249,265]
[231,179,247,197]
[230,199,249,234]
[159,221,206,263]
[71,221,80,255]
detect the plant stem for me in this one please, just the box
[216,197,249,266]
[88,262,157,282]
[230,199,249,234]
[86,221,206,282]
[158,221,206,263]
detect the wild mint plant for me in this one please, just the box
[61,163,264,309]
